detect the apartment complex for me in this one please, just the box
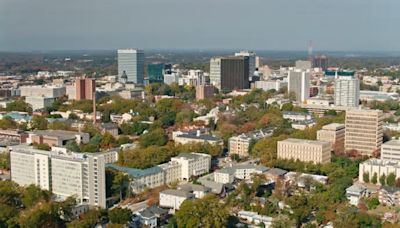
[10,145,106,208]
[345,109,383,156]
[117,49,145,84]
[277,138,331,164]
[381,140,400,162]
[287,70,310,103]
[108,153,211,193]
[334,78,360,107]
[379,186,400,206]
[229,129,273,157]
[317,123,345,153]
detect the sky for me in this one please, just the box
[0,0,399,52]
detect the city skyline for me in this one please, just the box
[1,0,400,52]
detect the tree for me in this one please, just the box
[371,172,378,184]
[34,143,51,151]
[387,172,396,187]
[0,117,17,130]
[363,172,370,183]
[31,115,48,130]
[380,173,386,186]
[364,197,379,210]
[21,185,51,208]
[139,128,168,148]
[67,209,103,228]
[108,208,132,224]
[6,100,31,112]
[65,140,80,152]
[175,195,229,228]
[100,132,116,149]
[112,172,129,202]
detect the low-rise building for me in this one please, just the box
[346,184,368,206]
[172,130,222,146]
[159,189,194,211]
[177,183,211,199]
[171,153,211,181]
[379,186,400,206]
[381,140,400,162]
[317,123,345,153]
[283,111,312,122]
[27,130,90,147]
[238,211,273,226]
[229,129,273,157]
[214,164,269,184]
[277,138,331,164]
[291,119,316,130]
[284,172,328,188]
[25,96,55,111]
[358,159,400,185]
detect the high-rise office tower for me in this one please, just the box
[235,51,256,77]
[220,56,250,91]
[76,78,96,100]
[117,49,144,84]
[345,109,383,156]
[313,55,328,70]
[210,56,250,91]
[295,60,312,70]
[209,57,222,88]
[334,78,360,107]
[288,70,310,103]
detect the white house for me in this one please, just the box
[159,189,194,212]
[346,184,368,206]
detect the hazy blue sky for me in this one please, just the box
[0,0,399,52]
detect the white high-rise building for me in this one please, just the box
[117,49,144,84]
[235,51,256,77]
[334,78,360,107]
[288,70,310,103]
[10,145,107,208]
[209,57,222,89]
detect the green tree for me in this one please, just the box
[387,172,396,186]
[363,172,370,183]
[6,100,31,112]
[67,209,103,228]
[34,143,51,151]
[100,132,116,149]
[0,117,17,130]
[139,128,168,148]
[21,185,51,208]
[65,140,81,152]
[108,208,132,224]
[31,115,48,130]
[380,173,386,186]
[175,195,229,228]
[364,197,380,210]
[371,172,378,184]
[112,172,129,202]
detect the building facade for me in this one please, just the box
[317,123,345,153]
[117,49,144,84]
[345,109,383,156]
[288,70,310,103]
[10,145,106,208]
[195,84,214,100]
[334,78,360,107]
[381,140,400,162]
[235,51,256,77]
[170,153,211,181]
[76,78,96,100]
[358,158,400,185]
[277,138,331,164]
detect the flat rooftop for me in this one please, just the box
[30,130,88,140]
[382,140,400,147]
[322,123,345,131]
[280,138,330,146]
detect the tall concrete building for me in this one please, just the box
[288,70,310,103]
[117,49,144,84]
[334,78,360,107]
[235,51,256,77]
[10,145,107,208]
[196,84,214,100]
[313,55,328,70]
[345,109,383,156]
[295,60,312,70]
[76,78,96,100]
[209,57,222,89]
[209,56,249,91]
